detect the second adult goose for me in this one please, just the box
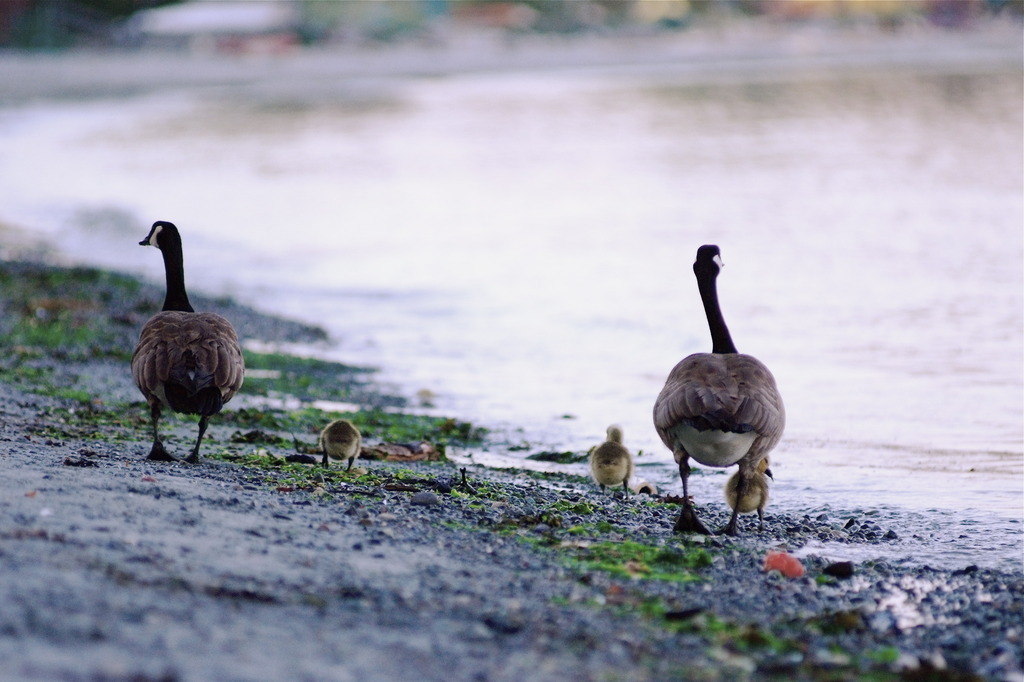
[131,221,245,463]
[652,245,785,536]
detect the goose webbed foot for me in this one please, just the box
[184,451,201,465]
[146,441,177,462]
[674,502,712,535]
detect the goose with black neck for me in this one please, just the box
[653,244,785,536]
[131,221,245,463]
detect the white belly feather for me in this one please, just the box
[668,424,757,468]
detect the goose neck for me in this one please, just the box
[697,272,737,354]
[160,241,194,313]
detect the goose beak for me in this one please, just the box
[139,238,150,246]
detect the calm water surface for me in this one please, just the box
[1,53,1020,570]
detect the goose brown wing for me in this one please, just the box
[653,352,784,447]
[132,311,244,403]
[725,354,785,448]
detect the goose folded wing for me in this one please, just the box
[654,354,784,440]
[727,356,785,440]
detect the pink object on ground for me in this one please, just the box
[763,551,805,578]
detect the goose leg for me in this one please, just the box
[146,403,176,462]
[184,414,210,464]
[673,453,711,535]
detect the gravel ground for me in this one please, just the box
[1,259,1022,682]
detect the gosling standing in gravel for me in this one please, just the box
[724,456,773,531]
[589,425,634,494]
[132,221,245,463]
[320,419,362,470]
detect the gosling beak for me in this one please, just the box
[764,468,774,480]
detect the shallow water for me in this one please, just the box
[0,45,1020,570]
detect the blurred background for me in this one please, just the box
[0,0,1021,568]
[0,0,1020,50]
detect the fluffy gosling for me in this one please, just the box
[320,419,362,470]
[589,424,634,494]
[723,457,773,531]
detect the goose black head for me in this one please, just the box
[140,221,179,250]
[693,244,723,279]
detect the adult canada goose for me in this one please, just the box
[320,419,362,470]
[589,424,634,494]
[652,245,785,536]
[723,456,773,531]
[131,221,245,463]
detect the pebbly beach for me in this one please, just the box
[0,259,1021,681]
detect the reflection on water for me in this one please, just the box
[0,54,1020,569]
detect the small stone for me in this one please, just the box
[883,529,898,540]
[823,561,855,579]
[63,456,98,467]
[410,491,441,507]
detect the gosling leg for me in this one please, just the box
[722,470,747,536]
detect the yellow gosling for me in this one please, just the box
[589,425,634,494]
[723,457,773,531]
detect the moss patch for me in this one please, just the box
[565,539,712,583]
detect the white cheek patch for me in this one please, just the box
[148,224,163,246]
[713,254,724,269]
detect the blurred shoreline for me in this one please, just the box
[1,17,1020,104]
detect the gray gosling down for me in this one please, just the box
[589,424,634,495]
[132,221,245,463]
[653,245,785,536]
[723,456,773,531]
[320,419,362,470]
